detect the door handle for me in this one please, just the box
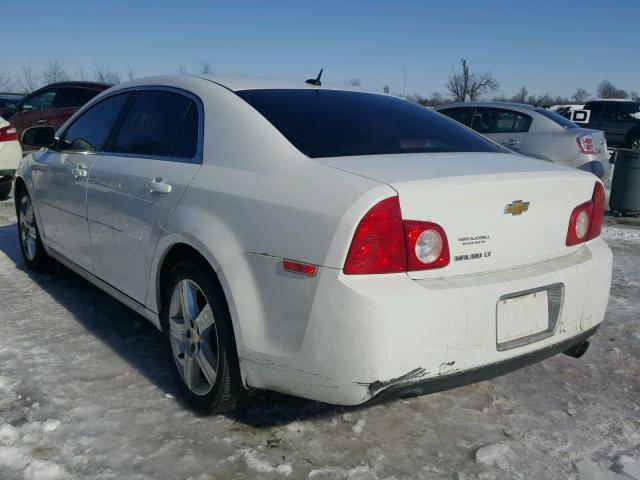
[147,177,172,194]
[72,164,88,179]
[37,119,47,125]
[502,139,521,147]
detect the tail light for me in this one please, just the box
[344,196,449,274]
[566,182,605,246]
[576,134,599,155]
[0,125,18,142]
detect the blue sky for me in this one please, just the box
[2,0,638,97]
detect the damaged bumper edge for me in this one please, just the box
[361,325,599,405]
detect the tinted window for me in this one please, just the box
[21,89,58,111]
[470,108,532,134]
[584,102,604,119]
[55,88,101,108]
[61,93,130,152]
[112,91,192,157]
[535,108,579,129]
[237,89,501,158]
[603,102,640,122]
[170,103,199,158]
[440,107,472,126]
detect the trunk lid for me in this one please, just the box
[318,152,599,278]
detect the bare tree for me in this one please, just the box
[125,65,137,81]
[382,85,390,94]
[597,80,628,99]
[198,61,214,75]
[93,63,121,84]
[446,59,499,102]
[572,88,590,103]
[75,63,89,81]
[631,91,640,101]
[346,78,361,87]
[431,91,444,106]
[42,59,68,84]
[176,65,189,75]
[18,61,41,93]
[0,66,15,92]
[512,86,528,103]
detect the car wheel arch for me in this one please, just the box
[624,127,640,147]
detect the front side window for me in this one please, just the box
[471,108,532,134]
[112,91,194,157]
[60,93,130,152]
[55,88,102,108]
[237,89,502,158]
[21,89,58,111]
[439,107,472,126]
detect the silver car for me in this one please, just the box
[437,102,611,179]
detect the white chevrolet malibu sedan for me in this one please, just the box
[15,75,612,413]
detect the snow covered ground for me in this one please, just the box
[0,196,638,480]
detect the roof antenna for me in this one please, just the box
[305,68,323,86]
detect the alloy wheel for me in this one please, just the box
[631,138,640,151]
[19,195,37,261]
[168,279,220,396]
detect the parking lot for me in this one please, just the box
[0,195,638,480]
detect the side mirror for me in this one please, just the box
[21,126,56,147]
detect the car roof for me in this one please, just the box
[585,99,639,103]
[437,101,539,112]
[196,74,367,93]
[40,81,112,90]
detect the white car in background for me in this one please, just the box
[15,76,612,413]
[437,102,611,179]
[0,116,22,199]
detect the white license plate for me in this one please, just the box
[497,291,549,344]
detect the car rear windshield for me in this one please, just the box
[237,89,503,158]
[535,108,579,129]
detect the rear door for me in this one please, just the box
[33,92,131,272]
[87,88,202,304]
[470,107,532,152]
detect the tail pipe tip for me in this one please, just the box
[563,340,590,359]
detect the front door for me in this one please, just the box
[33,149,96,271]
[87,89,201,304]
[11,87,60,151]
[34,92,132,272]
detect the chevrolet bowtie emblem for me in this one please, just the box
[504,200,530,216]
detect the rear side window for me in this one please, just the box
[535,108,579,129]
[112,91,193,157]
[439,107,472,126]
[55,87,102,108]
[470,108,532,134]
[61,93,130,152]
[170,103,199,159]
[237,89,501,158]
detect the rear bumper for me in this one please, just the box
[366,325,598,404]
[237,239,613,405]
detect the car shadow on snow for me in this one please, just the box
[0,222,345,426]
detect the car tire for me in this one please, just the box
[0,177,12,200]
[161,260,246,414]
[16,190,50,270]
[630,135,640,151]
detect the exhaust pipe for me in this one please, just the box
[563,341,590,359]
